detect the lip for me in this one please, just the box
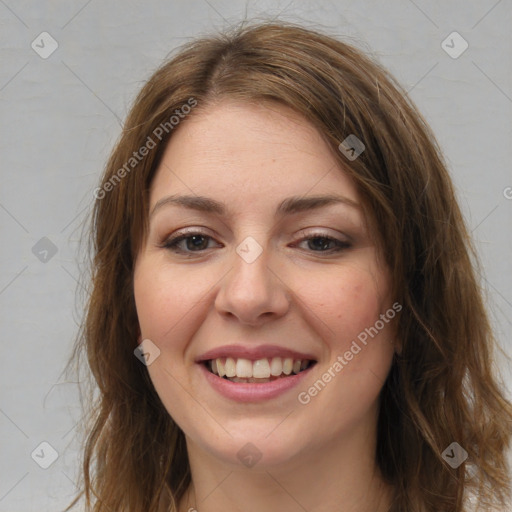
[195,344,317,363]
[199,361,315,402]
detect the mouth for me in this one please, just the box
[204,357,317,383]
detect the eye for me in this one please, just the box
[162,232,221,255]
[294,232,351,253]
[161,230,351,256]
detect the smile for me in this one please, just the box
[196,344,318,401]
[206,357,316,383]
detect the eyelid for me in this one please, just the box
[160,228,220,250]
[293,230,351,252]
[296,227,353,244]
[167,226,213,237]
[161,227,348,243]
[161,227,352,256]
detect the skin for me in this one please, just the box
[133,100,397,512]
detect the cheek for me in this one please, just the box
[133,259,207,345]
[295,265,395,434]
[133,260,205,421]
[298,261,391,345]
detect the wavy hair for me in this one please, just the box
[64,21,512,512]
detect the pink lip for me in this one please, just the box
[198,362,315,402]
[195,344,317,363]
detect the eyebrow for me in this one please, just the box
[150,193,360,219]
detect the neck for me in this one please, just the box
[177,421,393,512]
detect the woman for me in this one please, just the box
[64,22,512,512]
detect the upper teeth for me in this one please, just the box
[210,357,310,378]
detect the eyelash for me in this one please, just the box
[161,231,351,256]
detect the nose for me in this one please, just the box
[214,240,291,326]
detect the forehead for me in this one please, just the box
[149,100,360,213]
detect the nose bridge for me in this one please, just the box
[215,235,289,323]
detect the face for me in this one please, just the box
[133,100,397,469]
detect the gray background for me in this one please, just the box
[1,1,511,511]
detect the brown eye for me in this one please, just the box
[163,233,220,254]
[294,233,351,253]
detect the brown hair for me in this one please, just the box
[64,21,512,512]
